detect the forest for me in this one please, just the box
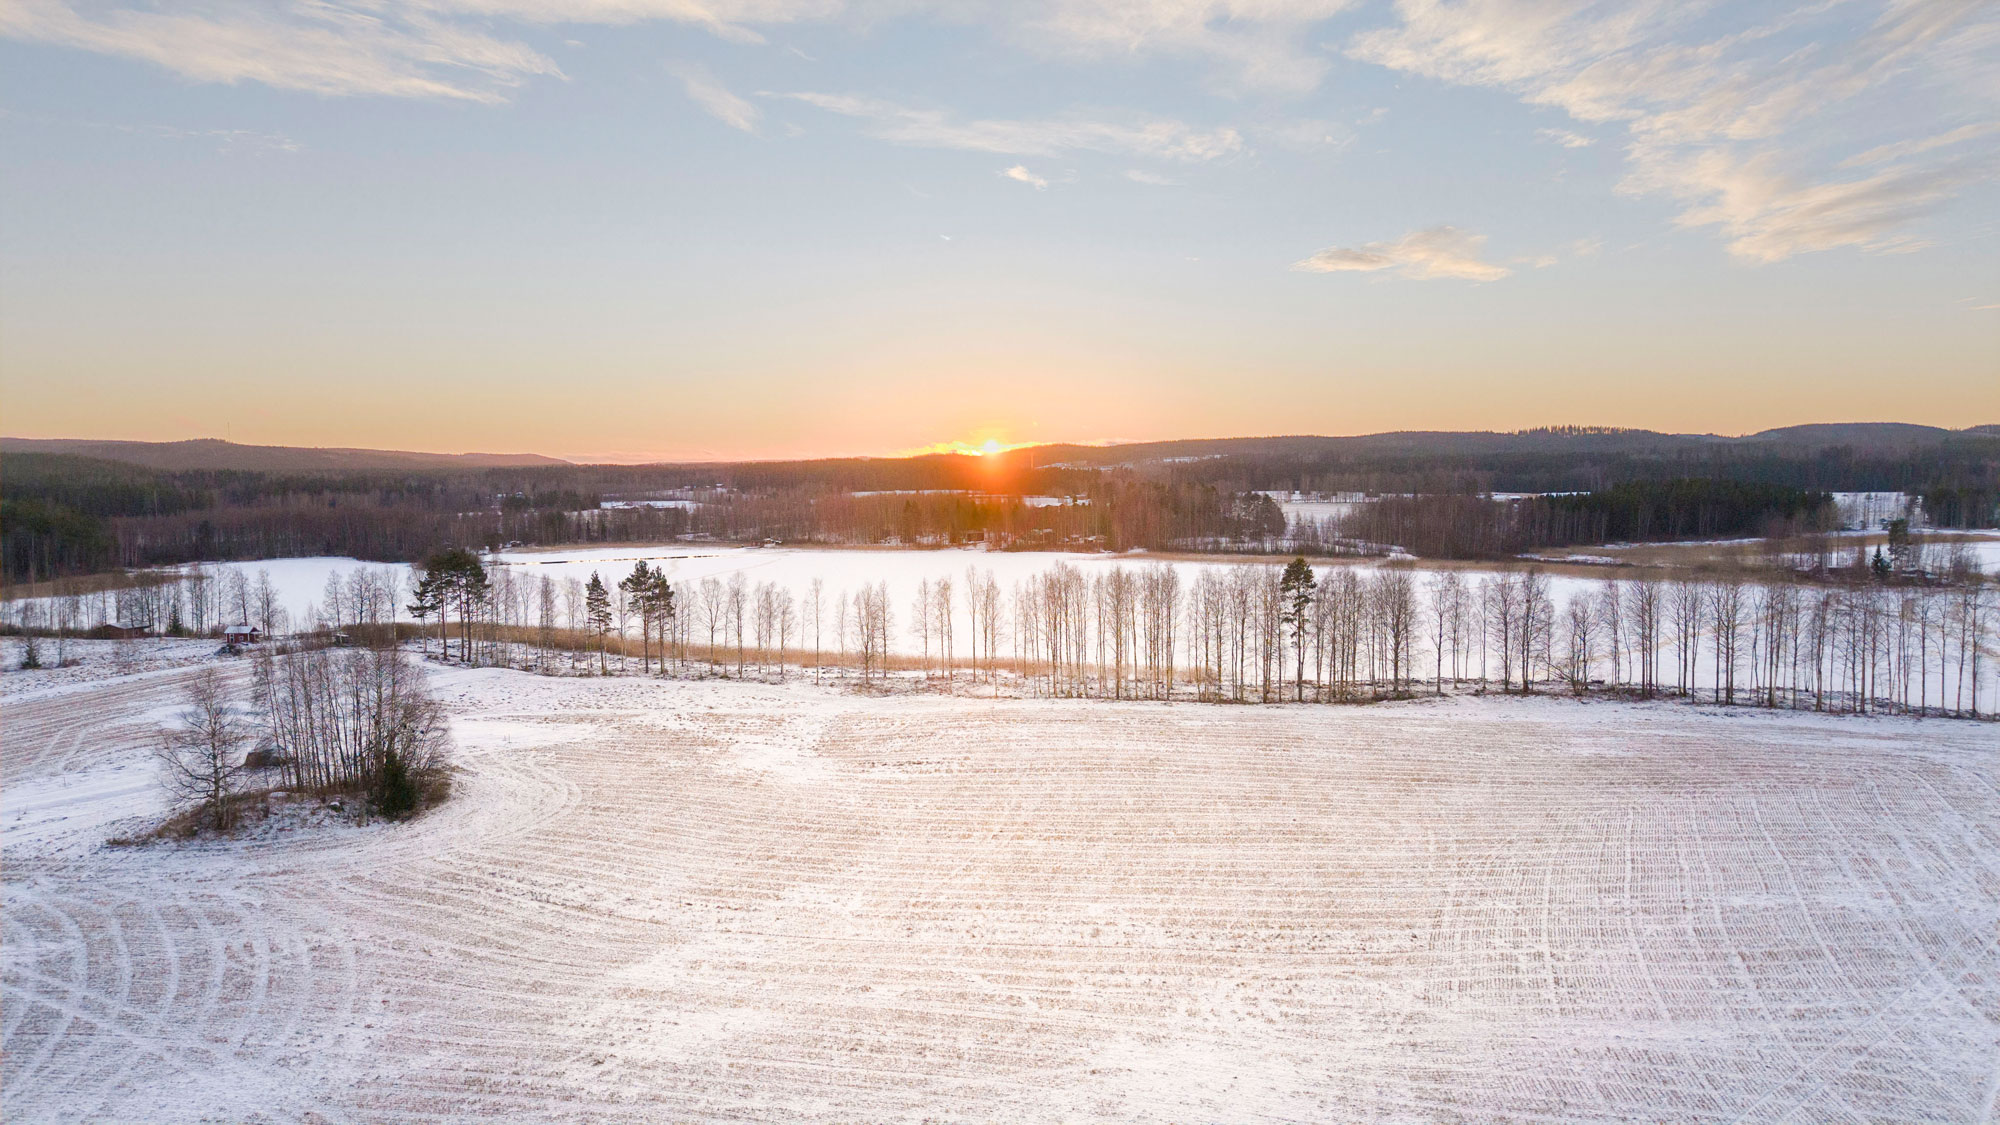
[3,427,1996,584]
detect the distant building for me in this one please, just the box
[102,623,148,640]
[223,625,262,644]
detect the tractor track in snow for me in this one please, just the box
[3,665,1996,1122]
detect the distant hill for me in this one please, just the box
[1735,422,1968,449]
[5,424,1989,475]
[995,424,1995,469]
[0,438,569,472]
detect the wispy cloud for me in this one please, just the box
[0,0,563,102]
[1841,122,2000,169]
[671,62,759,131]
[779,92,1243,162]
[1537,127,1592,148]
[1124,169,1179,185]
[1002,163,1048,189]
[1293,225,1511,281]
[151,124,301,152]
[1621,145,1980,263]
[1347,0,2000,262]
[0,0,1362,103]
[1008,0,1360,95]
[4,109,305,152]
[1255,117,1354,152]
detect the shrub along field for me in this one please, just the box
[3,658,1995,1122]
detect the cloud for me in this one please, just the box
[1841,121,2000,169]
[1256,117,1354,152]
[1621,145,1981,263]
[1002,164,1048,188]
[421,0,835,46]
[780,92,1243,162]
[1006,0,1361,95]
[671,62,759,131]
[6,109,307,152]
[1292,225,1511,281]
[1346,0,2000,261]
[152,124,302,152]
[1537,126,1592,148]
[1510,234,1602,268]
[0,0,564,101]
[1124,169,1179,185]
[0,0,1363,102]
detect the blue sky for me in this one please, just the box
[2,0,1995,460]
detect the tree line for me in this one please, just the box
[324,549,1994,721]
[1315,481,1840,559]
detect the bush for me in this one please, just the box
[376,749,418,818]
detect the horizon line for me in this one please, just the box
[4,420,1995,466]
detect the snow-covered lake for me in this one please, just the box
[147,546,1623,655]
[8,536,1994,668]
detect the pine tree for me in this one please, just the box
[408,570,442,659]
[648,572,676,674]
[417,548,488,663]
[455,555,491,663]
[1279,556,1317,701]
[585,572,613,674]
[620,562,655,674]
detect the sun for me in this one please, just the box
[894,436,1038,458]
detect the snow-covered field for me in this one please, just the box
[4,657,1996,1122]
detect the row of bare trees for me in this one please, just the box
[403,553,1992,719]
[13,544,1993,720]
[7,563,292,647]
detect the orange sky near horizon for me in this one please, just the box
[7,398,1997,464]
[5,0,1998,468]
[6,309,1997,464]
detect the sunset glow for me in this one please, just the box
[1,0,1993,459]
[896,438,1044,459]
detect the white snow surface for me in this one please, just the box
[11,535,1995,664]
[4,656,1997,1122]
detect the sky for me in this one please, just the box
[1,0,1996,462]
